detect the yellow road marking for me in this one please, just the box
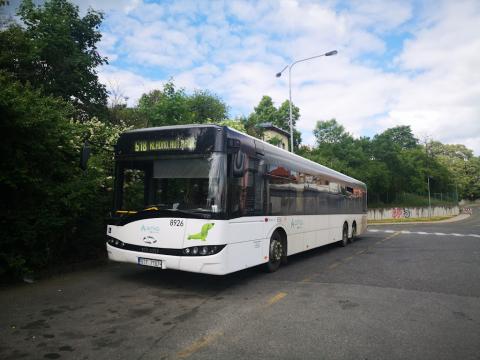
[344,256,354,262]
[355,250,365,255]
[382,232,401,241]
[374,231,401,245]
[301,272,319,283]
[266,292,287,306]
[177,331,223,359]
[328,262,340,270]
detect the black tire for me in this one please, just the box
[264,231,283,272]
[339,224,348,247]
[349,223,357,243]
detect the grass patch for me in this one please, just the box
[368,216,455,224]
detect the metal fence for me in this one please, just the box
[368,192,458,208]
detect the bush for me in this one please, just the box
[0,73,127,280]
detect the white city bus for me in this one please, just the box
[106,125,367,274]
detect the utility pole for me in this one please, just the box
[424,137,432,218]
[428,176,432,218]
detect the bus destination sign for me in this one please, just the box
[134,137,197,152]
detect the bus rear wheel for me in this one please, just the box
[264,231,283,272]
[349,223,357,243]
[339,224,348,247]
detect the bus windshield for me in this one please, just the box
[115,153,226,215]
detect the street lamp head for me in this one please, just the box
[275,65,288,78]
[325,50,338,56]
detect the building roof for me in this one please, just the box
[258,123,290,138]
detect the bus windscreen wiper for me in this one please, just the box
[141,206,213,218]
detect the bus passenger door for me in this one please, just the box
[227,152,267,269]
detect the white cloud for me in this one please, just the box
[343,0,413,32]
[98,66,165,106]
[89,0,479,154]
[75,0,141,14]
[384,0,480,153]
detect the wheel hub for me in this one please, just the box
[271,240,282,262]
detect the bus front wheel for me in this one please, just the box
[264,231,283,272]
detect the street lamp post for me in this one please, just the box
[276,50,337,153]
[427,176,432,218]
[455,182,458,204]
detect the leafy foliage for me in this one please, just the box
[429,142,480,200]
[0,73,129,278]
[0,0,108,118]
[138,82,228,127]
[300,119,479,206]
[216,119,246,132]
[243,95,301,150]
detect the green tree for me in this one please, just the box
[378,126,418,150]
[244,95,302,150]
[277,100,301,149]
[276,100,300,130]
[308,121,458,205]
[108,104,145,129]
[313,119,350,145]
[0,0,108,118]
[429,141,480,200]
[188,89,229,123]
[138,82,228,127]
[464,157,480,200]
[311,119,358,173]
[243,96,277,138]
[0,72,128,279]
[216,118,246,132]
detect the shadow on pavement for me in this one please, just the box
[114,236,369,292]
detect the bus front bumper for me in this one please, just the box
[106,243,228,275]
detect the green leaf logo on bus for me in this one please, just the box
[188,223,215,241]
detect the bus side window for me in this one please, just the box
[303,173,316,215]
[268,176,290,215]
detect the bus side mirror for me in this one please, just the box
[227,138,241,154]
[80,141,91,170]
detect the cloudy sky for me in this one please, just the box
[5,0,480,152]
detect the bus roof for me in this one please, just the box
[224,126,366,189]
[124,124,222,134]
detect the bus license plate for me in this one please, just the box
[138,258,162,268]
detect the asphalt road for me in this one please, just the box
[1,209,479,360]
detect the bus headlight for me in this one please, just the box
[181,245,225,256]
[107,236,125,248]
